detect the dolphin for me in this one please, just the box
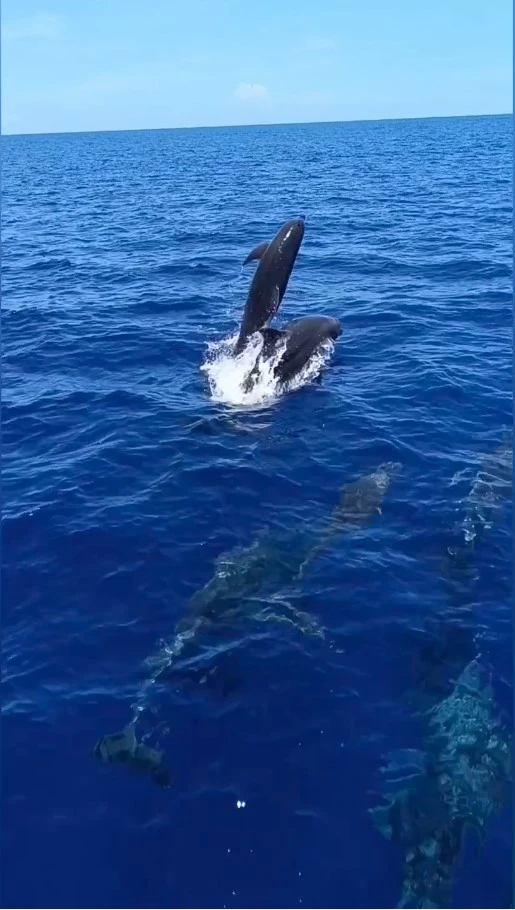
[370,659,511,908]
[242,314,342,391]
[460,438,512,545]
[92,459,402,788]
[92,530,324,787]
[235,216,305,354]
[443,436,512,575]
[297,460,401,573]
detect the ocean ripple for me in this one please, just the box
[2,115,512,910]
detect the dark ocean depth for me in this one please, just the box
[2,115,513,909]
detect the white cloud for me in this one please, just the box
[234,82,269,102]
[2,14,64,40]
[304,36,336,52]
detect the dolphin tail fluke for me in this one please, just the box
[93,726,171,787]
[243,241,269,266]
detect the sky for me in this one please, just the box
[1,0,513,135]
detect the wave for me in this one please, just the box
[200,331,336,407]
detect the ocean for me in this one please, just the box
[2,114,512,909]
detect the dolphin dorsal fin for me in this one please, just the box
[243,241,269,266]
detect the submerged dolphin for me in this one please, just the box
[444,436,512,575]
[93,461,400,787]
[298,461,401,574]
[370,659,511,908]
[242,315,342,391]
[93,531,324,786]
[460,438,512,545]
[235,216,305,354]
[368,435,512,905]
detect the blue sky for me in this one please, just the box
[2,0,512,134]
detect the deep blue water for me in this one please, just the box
[2,115,512,909]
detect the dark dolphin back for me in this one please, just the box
[273,315,341,383]
[242,314,341,392]
[235,217,305,353]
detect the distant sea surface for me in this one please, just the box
[2,115,512,909]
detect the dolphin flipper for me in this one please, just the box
[243,241,269,266]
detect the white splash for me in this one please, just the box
[201,331,335,408]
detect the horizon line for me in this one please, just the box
[2,110,512,139]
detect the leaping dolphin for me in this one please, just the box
[235,216,305,354]
[235,217,342,387]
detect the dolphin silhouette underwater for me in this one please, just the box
[92,462,400,787]
[235,217,342,389]
[370,658,511,909]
